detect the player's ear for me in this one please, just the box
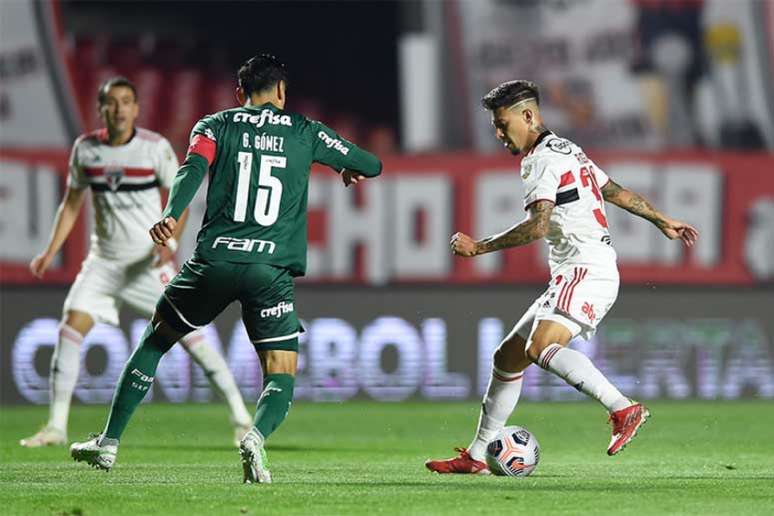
[235,87,246,106]
[277,80,286,103]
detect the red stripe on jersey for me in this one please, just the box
[125,167,155,177]
[559,171,575,187]
[188,134,216,165]
[83,167,155,177]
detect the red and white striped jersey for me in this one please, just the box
[68,128,178,261]
[520,132,617,275]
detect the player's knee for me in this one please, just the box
[258,349,298,376]
[150,311,186,345]
[63,310,94,336]
[154,298,196,336]
[492,346,507,369]
[526,334,551,363]
[494,334,529,371]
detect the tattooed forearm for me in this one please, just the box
[476,200,553,254]
[601,179,624,202]
[601,179,666,227]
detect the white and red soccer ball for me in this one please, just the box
[485,426,540,477]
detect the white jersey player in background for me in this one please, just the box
[21,77,253,448]
[426,80,699,474]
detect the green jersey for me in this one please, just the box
[163,103,382,276]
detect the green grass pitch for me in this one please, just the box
[1,401,773,515]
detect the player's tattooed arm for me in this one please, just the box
[451,200,553,257]
[601,179,699,247]
[601,180,665,225]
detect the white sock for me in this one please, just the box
[537,343,631,412]
[181,331,252,427]
[47,324,83,432]
[467,367,524,461]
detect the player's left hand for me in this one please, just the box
[450,232,479,257]
[341,168,365,187]
[659,217,699,247]
[150,217,177,246]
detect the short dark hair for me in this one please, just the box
[238,53,288,97]
[481,80,540,111]
[97,76,137,106]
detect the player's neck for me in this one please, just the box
[106,127,135,146]
[246,94,283,110]
[523,126,550,154]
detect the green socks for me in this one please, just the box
[253,373,295,440]
[102,324,295,444]
[103,324,174,440]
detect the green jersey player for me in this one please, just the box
[70,54,382,483]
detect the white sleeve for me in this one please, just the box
[523,157,561,210]
[156,138,180,189]
[66,139,88,190]
[592,162,610,188]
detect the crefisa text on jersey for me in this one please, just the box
[233,109,292,128]
[242,132,285,153]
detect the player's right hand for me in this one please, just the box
[29,252,53,279]
[150,217,177,246]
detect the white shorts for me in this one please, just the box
[513,263,619,342]
[63,253,176,326]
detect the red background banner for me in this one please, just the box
[2,150,773,286]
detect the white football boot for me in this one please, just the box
[70,434,118,471]
[239,429,271,484]
[20,426,67,448]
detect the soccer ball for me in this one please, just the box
[485,425,540,477]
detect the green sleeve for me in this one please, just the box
[162,153,208,220]
[191,113,223,142]
[309,121,382,177]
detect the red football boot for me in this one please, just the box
[607,402,650,456]
[425,448,490,474]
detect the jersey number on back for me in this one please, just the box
[579,165,608,228]
[234,152,286,226]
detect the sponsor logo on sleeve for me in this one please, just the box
[317,131,350,155]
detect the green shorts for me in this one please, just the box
[158,257,302,351]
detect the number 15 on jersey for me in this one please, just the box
[234,151,286,226]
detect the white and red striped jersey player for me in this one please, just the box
[64,127,180,325]
[514,132,619,341]
[68,127,179,263]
